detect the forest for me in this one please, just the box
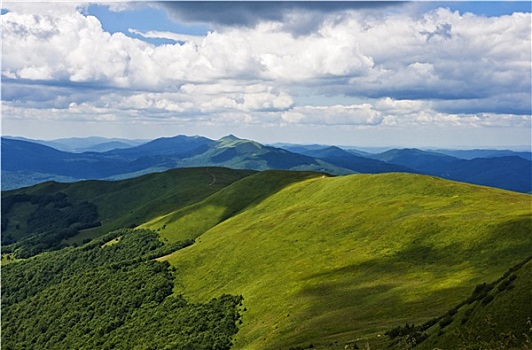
[1,192,100,257]
[1,229,243,350]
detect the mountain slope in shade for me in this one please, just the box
[415,257,532,349]
[371,148,532,193]
[1,167,255,253]
[297,145,417,174]
[435,148,532,161]
[139,170,323,242]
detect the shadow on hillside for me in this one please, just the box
[289,215,531,347]
[215,170,323,222]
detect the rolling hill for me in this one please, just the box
[154,171,531,349]
[2,168,531,349]
[1,167,255,256]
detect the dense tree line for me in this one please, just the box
[1,192,100,257]
[2,229,243,350]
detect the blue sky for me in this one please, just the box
[1,1,531,148]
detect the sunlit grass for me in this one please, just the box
[161,173,531,349]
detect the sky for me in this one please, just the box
[1,1,531,148]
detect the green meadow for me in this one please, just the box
[159,172,531,349]
[417,256,532,349]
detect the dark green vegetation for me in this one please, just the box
[2,167,531,349]
[1,192,100,257]
[386,256,532,349]
[1,167,254,257]
[1,229,243,350]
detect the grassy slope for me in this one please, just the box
[140,170,323,243]
[2,167,255,244]
[160,173,532,349]
[418,257,532,349]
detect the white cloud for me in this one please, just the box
[348,9,531,101]
[3,6,529,98]
[282,104,383,126]
[128,28,205,45]
[1,3,530,144]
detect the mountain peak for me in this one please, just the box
[219,134,241,142]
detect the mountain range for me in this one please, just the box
[2,135,531,193]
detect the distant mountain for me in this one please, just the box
[1,138,126,180]
[105,135,215,160]
[1,135,352,190]
[276,143,373,157]
[294,146,416,174]
[434,149,532,161]
[4,136,147,153]
[3,136,531,193]
[182,135,350,173]
[370,148,532,193]
[273,143,332,154]
[439,156,532,193]
[371,148,458,172]
[83,141,139,153]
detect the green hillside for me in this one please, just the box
[159,173,531,349]
[140,170,323,243]
[415,256,532,349]
[2,169,531,349]
[2,167,254,256]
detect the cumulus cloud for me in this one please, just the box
[282,104,384,126]
[1,2,530,137]
[3,5,529,99]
